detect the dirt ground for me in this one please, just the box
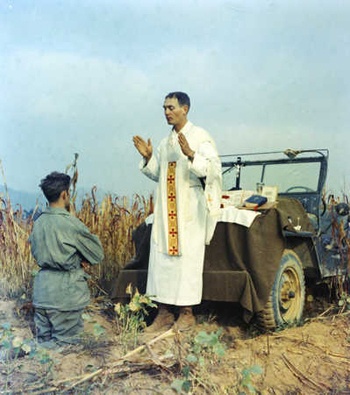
[0,294,349,395]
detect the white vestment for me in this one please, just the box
[140,121,221,306]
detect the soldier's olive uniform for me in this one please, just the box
[29,207,104,346]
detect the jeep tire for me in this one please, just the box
[257,249,305,331]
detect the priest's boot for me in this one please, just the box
[175,306,196,331]
[143,304,174,333]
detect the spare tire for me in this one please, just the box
[257,249,305,331]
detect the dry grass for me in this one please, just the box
[1,187,348,299]
[77,190,153,290]
[0,175,153,298]
[0,195,36,297]
[0,154,347,300]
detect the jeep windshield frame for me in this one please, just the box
[220,148,329,218]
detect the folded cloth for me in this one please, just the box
[218,206,260,227]
[145,205,259,228]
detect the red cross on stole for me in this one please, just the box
[167,161,179,255]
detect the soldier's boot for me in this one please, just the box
[143,304,174,333]
[175,306,196,332]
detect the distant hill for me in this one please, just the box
[0,185,43,211]
[0,185,110,212]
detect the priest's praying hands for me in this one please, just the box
[178,132,195,161]
[133,135,153,162]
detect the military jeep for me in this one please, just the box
[114,148,349,330]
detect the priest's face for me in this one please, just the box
[163,97,188,132]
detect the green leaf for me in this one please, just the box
[171,379,186,394]
[182,380,192,393]
[186,353,198,363]
[249,365,263,375]
[1,340,12,349]
[213,343,226,357]
[21,343,32,354]
[195,331,213,345]
[93,323,105,337]
[245,381,256,393]
[182,365,190,378]
[12,336,23,348]
[37,351,52,364]
[82,313,93,322]
[198,355,205,367]
[1,322,12,331]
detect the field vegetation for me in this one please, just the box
[0,160,349,394]
[0,157,153,299]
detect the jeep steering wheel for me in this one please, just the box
[285,186,314,193]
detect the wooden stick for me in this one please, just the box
[281,353,332,392]
[271,333,350,361]
[109,327,175,369]
[55,327,176,390]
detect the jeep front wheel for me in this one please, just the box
[257,249,305,331]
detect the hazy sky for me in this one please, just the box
[1,0,349,199]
